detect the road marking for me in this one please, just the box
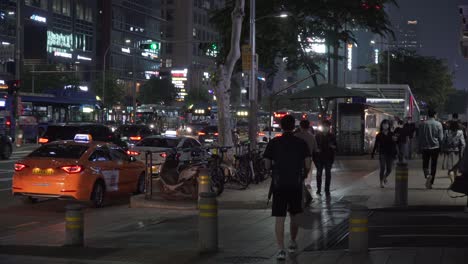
[371,225,468,228]
[381,234,468,238]
[0,188,11,192]
[0,169,14,173]
[0,178,12,182]
[9,222,39,229]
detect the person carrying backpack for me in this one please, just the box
[443,121,466,177]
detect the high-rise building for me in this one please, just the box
[160,0,224,102]
[459,6,468,58]
[389,19,422,52]
[1,0,98,89]
[98,0,164,103]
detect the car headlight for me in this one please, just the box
[186,127,193,133]
[318,125,323,131]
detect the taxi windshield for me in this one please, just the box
[29,144,89,159]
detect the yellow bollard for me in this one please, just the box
[349,205,368,254]
[65,204,84,246]
[395,162,408,206]
[198,168,211,197]
[199,192,218,253]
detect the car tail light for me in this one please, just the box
[61,165,83,174]
[275,133,282,137]
[14,163,27,171]
[198,132,206,136]
[160,152,167,158]
[5,117,11,127]
[214,132,219,136]
[130,136,142,141]
[127,150,140,156]
[258,132,266,136]
[38,137,49,144]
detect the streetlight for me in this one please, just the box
[102,45,111,108]
[248,1,290,148]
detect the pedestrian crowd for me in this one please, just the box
[263,111,468,260]
[371,109,466,189]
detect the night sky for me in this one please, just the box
[388,0,468,90]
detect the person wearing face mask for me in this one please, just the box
[372,119,397,188]
[314,120,337,197]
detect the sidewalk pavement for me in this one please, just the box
[1,158,468,264]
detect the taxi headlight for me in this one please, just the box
[186,127,193,133]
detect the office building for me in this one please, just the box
[1,0,98,90]
[160,0,224,102]
[459,5,468,58]
[0,1,18,80]
[98,0,164,103]
[389,19,422,52]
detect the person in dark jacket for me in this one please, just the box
[314,120,337,197]
[372,119,397,188]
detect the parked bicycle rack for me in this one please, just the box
[144,150,166,200]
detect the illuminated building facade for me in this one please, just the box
[160,0,224,102]
[98,0,164,98]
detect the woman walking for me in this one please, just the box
[372,119,397,188]
[443,121,465,177]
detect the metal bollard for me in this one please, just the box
[348,205,368,254]
[198,168,211,197]
[395,162,408,206]
[65,204,84,246]
[199,192,218,253]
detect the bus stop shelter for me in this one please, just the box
[346,84,421,121]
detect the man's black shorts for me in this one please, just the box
[272,189,303,217]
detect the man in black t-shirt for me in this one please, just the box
[264,115,311,260]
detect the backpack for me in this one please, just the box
[444,131,459,150]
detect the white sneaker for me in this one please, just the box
[288,241,298,254]
[276,249,286,261]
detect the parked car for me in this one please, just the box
[13,134,145,207]
[258,127,282,142]
[198,126,219,144]
[115,124,153,146]
[38,123,128,150]
[127,135,204,174]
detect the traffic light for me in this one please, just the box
[6,80,20,95]
[139,42,160,51]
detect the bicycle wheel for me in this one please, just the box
[236,159,252,187]
[210,166,225,196]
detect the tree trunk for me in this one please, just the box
[213,0,245,148]
[333,43,339,86]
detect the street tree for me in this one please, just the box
[368,49,455,111]
[21,64,80,93]
[210,0,245,148]
[93,72,126,108]
[185,87,212,106]
[138,77,177,105]
[211,0,396,120]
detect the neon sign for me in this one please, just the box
[30,14,47,23]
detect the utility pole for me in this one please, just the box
[14,0,23,144]
[248,0,258,148]
[132,51,137,123]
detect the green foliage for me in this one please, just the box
[369,49,455,111]
[210,0,397,81]
[93,72,126,108]
[21,64,80,93]
[185,87,212,106]
[138,77,177,105]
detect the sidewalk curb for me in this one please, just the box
[130,194,271,210]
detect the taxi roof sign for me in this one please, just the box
[74,134,93,143]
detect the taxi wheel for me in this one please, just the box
[22,196,38,204]
[91,181,105,208]
[134,173,146,194]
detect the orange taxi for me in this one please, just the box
[12,134,146,207]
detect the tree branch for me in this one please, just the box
[225,0,245,74]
